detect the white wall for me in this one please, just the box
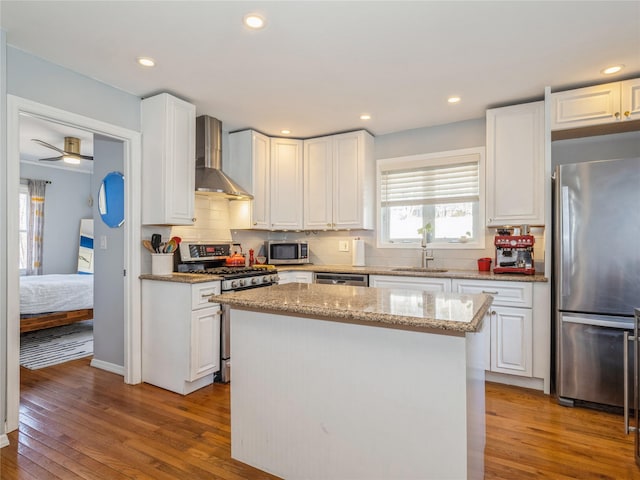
[1,29,9,448]
[19,162,93,274]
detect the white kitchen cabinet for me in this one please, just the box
[550,78,640,130]
[142,280,221,394]
[369,275,451,293]
[452,279,533,378]
[303,131,375,230]
[227,130,271,229]
[486,101,545,226]
[270,137,304,230]
[277,271,313,284]
[141,93,196,225]
[228,132,303,230]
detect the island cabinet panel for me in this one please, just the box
[142,280,221,395]
[452,279,534,379]
[141,93,196,226]
[230,309,485,480]
[486,101,545,226]
[369,274,452,292]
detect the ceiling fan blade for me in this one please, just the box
[76,154,94,161]
[39,156,63,162]
[31,138,66,155]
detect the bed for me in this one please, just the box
[20,274,94,333]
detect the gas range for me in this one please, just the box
[186,266,279,292]
[176,242,278,292]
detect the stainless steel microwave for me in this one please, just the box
[265,241,310,265]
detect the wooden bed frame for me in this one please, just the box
[20,309,94,333]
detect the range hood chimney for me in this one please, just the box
[195,115,253,199]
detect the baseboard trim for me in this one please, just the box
[1,433,9,449]
[90,358,125,376]
[486,371,546,393]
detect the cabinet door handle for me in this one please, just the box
[253,222,258,226]
[615,112,621,119]
[624,111,631,118]
[624,331,636,434]
[482,290,499,295]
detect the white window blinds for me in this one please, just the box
[380,158,479,207]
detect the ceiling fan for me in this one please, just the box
[32,136,94,164]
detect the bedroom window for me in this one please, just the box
[19,183,29,274]
[377,147,485,249]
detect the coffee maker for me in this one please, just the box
[493,228,535,275]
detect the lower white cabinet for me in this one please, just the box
[142,280,221,394]
[452,279,533,378]
[369,275,451,292]
[278,271,313,284]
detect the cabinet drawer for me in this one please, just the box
[191,282,222,310]
[452,279,532,308]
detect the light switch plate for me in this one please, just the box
[338,240,349,252]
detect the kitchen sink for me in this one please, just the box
[391,267,448,273]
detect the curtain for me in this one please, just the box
[27,179,47,275]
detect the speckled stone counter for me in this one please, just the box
[279,264,548,282]
[139,273,222,284]
[212,282,493,334]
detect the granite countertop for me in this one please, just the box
[280,264,548,282]
[139,272,223,284]
[211,282,493,335]
[140,264,548,284]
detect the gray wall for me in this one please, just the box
[19,162,93,274]
[7,47,140,131]
[92,135,125,367]
[375,118,486,159]
[551,131,640,167]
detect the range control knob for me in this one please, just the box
[230,280,238,289]
[251,277,258,285]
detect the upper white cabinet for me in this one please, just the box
[227,130,270,229]
[486,101,545,226]
[550,78,640,130]
[270,138,304,230]
[141,93,196,225]
[228,132,303,230]
[303,131,374,230]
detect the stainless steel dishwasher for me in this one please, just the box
[313,272,369,286]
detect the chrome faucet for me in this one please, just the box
[421,227,434,268]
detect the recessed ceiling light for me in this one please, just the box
[360,114,371,120]
[448,96,461,104]
[137,57,155,67]
[601,64,624,75]
[244,14,266,29]
[281,129,291,135]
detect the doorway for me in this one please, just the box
[5,95,142,433]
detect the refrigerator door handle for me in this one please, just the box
[560,185,571,297]
[563,315,635,330]
[624,331,636,434]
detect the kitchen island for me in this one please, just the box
[213,282,492,480]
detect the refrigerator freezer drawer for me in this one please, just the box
[558,315,634,407]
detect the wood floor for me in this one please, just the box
[2,358,639,479]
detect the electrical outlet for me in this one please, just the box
[338,240,349,252]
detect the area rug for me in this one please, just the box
[20,320,94,370]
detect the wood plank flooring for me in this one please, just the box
[2,358,639,479]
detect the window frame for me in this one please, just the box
[376,146,486,250]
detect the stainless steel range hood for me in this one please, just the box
[195,115,253,199]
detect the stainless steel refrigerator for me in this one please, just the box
[554,157,640,410]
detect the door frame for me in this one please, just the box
[5,95,142,432]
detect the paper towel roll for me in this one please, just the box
[352,238,365,266]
